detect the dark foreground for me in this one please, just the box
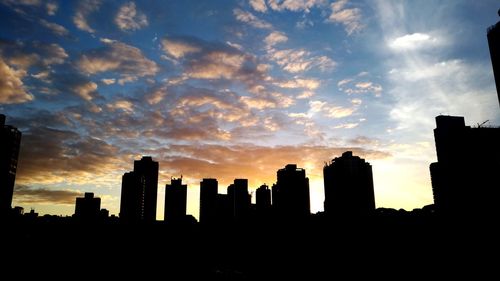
[2,214,498,279]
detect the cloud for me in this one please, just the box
[0,0,41,8]
[249,0,267,12]
[0,40,68,69]
[155,143,390,189]
[14,185,80,205]
[73,81,98,101]
[37,43,68,65]
[240,92,295,109]
[73,0,101,33]
[40,19,69,36]
[374,1,499,141]
[101,78,116,85]
[161,36,267,86]
[267,0,325,13]
[264,31,288,48]
[226,41,243,51]
[234,8,273,29]
[78,40,159,78]
[162,39,201,59]
[297,90,314,99]
[328,0,363,35]
[46,1,58,15]
[0,57,33,104]
[309,100,355,118]
[333,122,358,129]
[107,100,134,113]
[145,85,167,105]
[337,75,383,97]
[268,48,336,73]
[389,33,439,51]
[115,2,148,31]
[275,77,320,90]
[15,123,123,185]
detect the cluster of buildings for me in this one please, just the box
[117,153,375,223]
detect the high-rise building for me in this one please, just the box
[323,151,375,216]
[164,177,187,221]
[133,156,159,222]
[272,164,310,218]
[199,178,218,224]
[215,194,232,222]
[256,184,271,215]
[75,192,101,220]
[120,171,145,222]
[429,115,500,216]
[227,179,251,220]
[0,114,21,213]
[487,10,500,106]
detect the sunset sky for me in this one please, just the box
[1,0,499,220]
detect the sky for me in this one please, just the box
[1,0,499,220]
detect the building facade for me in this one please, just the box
[200,178,218,224]
[272,164,310,218]
[75,192,101,220]
[430,115,500,217]
[133,156,159,222]
[323,151,375,217]
[487,11,500,106]
[120,171,145,222]
[0,114,21,213]
[164,178,187,221]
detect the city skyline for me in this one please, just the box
[1,0,499,220]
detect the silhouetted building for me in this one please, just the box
[133,156,159,222]
[487,10,500,106]
[323,151,375,217]
[272,164,310,218]
[164,177,187,222]
[215,194,232,222]
[75,193,101,220]
[12,206,24,216]
[200,178,218,224]
[100,208,109,219]
[256,184,271,216]
[227,179,251,220]
[0,114,21,214]
[120,171,145,222]
[430,115,500,217]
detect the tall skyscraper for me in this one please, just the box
[133,156,158,221]
[487,10,500,106]
[227,179,251,220]
[272,164,310,218]
[164,177,187,222]
[0,114,21,213]
[75,192,101,220]
[199,178,218,224]
[120,171,145,222]
[429,115,500,217]
[323,151,375,217]
[256,184,271,215]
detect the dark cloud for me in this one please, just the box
[14,184,81,205]
[15,122,123,184]
[77,39,159,80]
[161,36,267,88]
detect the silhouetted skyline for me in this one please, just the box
[1,2,499,278]
[1,1,499,220]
